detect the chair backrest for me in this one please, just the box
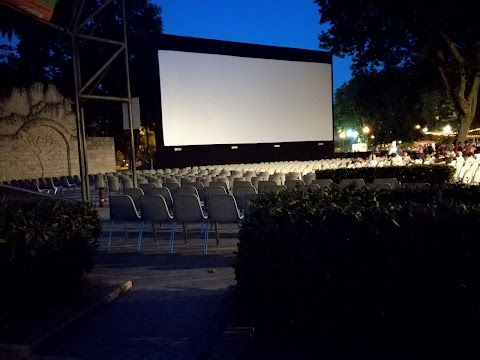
[163,181,180,196]
[298,184,320,192]
[139,182,157,195]
[369,182,392,190]
[123,188,145,210]
[258,180,279,194]
[107,177,121,192]
[233,185,257,210]
[208,194,243,223]
[208,181,228,192]
[284,179,305,189]
[339,178,366,189]
[302,173,316,185]
[263,184,287,194]
[473,167,480,184]
[173,194,207,222]
[141,195,173,222]
[462,169,473,184]
[148,178,163,188]
[109,195,141,221]
[232,180,253,189]
[149,187,174,211]
[311,179,334,188]
[372,177,399,189]
[176,186,200,198]
[121,177,134,190]
[204,186,227,208]
[184,181,205,200]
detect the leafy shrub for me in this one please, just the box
[0,195,101,326]
[234,185,480,348]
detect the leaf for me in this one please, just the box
[391,219,400,227]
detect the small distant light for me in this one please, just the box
[274,144,280,148]
[174,148,182,152]
[231,146,238,149]
[318,142,324,146]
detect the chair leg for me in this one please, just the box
[169,222,177,253]
[152,221,157,242]
[215,222,220,246]
[183,222,188,244]
[108,220,114,250]
[203,221,209,254]
[137,221,144,251]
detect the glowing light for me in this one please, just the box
[346,129,359,138]
[422,127,428,133]
[415,124,421,129]
[362,126,370,134]
[339,131,346,139]
[443,125,452,134]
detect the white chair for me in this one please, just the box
[108,195,142,251]
[472,167,480,185]
[139,195,174,250]
[462,169,473,184]
[208,194,244,245]
[172,194,210,254]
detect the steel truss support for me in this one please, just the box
[70,0,138,203]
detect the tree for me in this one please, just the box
[316,0,480,144]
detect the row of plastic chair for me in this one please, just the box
[108,193,244,254]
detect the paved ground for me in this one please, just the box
[28,202,242,360]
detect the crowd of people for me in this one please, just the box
[355,139,480,167]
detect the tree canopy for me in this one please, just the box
[316,0,480,144]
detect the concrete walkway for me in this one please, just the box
[30,204,241,360]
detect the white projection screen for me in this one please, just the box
[157,38,333,147]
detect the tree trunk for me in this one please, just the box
[456,114,474,145]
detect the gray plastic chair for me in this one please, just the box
[140,195,174,250]
[172,194,210,254]
[208,194,244,245]
[108,195,142,251]
[150,187,174,212]
[233,185,257,212]
[204,186,227,210]
[123,188,145,212]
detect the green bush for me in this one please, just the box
[0,196,102,326]
[234,185,480,346]
[315,164,455,185]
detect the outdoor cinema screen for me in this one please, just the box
[157,35,333,147]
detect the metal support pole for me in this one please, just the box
[122,0,137,188]
[72,34,90,203]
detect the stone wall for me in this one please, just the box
[0,83,116,182]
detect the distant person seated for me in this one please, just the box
[388,141,398,156]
